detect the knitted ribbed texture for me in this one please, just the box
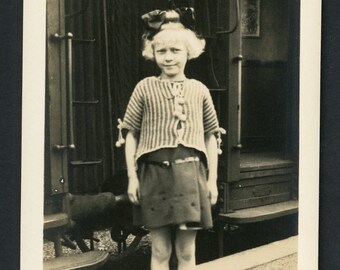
[122,76,219,161]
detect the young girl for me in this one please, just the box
[118,9,221,270]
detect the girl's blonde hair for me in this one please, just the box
[142,23,205,61]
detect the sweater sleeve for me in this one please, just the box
[122,82,144,131]
[202,86,219,134]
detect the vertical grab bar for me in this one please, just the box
[234,55,243,150]
[53,33,76,151]
[66,32,76,150]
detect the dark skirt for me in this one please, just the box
[133,145,213,229]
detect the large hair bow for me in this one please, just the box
[141,8,196,40]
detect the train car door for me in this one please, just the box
[219,0,299,219]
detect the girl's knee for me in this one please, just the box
[150,227,172,262]
[176,245,195,262]
[175,230,196,263]
[175,240,195,262]
[152,243,172,262]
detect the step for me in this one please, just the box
[43,251,109,270]
[44,213,68,230]
[219,200,298,224]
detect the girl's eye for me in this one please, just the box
[171,48,181,53]
[156,49,166,54]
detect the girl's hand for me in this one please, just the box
[204,133,218,206]
[127,176,140,205]
[207,179,218,206]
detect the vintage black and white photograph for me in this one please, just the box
[20,0,321,269]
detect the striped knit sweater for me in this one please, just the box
[122,76,219,161]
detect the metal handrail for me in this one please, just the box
[52,33,76,151]
[216,0,240,35]
[66,33,76,150]
[234,54,243,150]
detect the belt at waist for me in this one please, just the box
[142,156,200,168]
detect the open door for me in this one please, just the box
[216,0,299,258]
[219,0,299,215]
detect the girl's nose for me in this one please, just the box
[164,51,173,61]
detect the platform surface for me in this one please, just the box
[197,236,297,270]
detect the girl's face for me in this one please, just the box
[153,40,188,81]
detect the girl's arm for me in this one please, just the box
[205,133,218,205]
[125,131,140,205]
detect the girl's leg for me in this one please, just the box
[150,227,172,270]
[175,229,197,270]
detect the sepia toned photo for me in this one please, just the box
[21,0,321,269]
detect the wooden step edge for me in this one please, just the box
[44,213,68,230]
[43,251,109,270]
[219,200,298,224]
[240,162,294,172]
